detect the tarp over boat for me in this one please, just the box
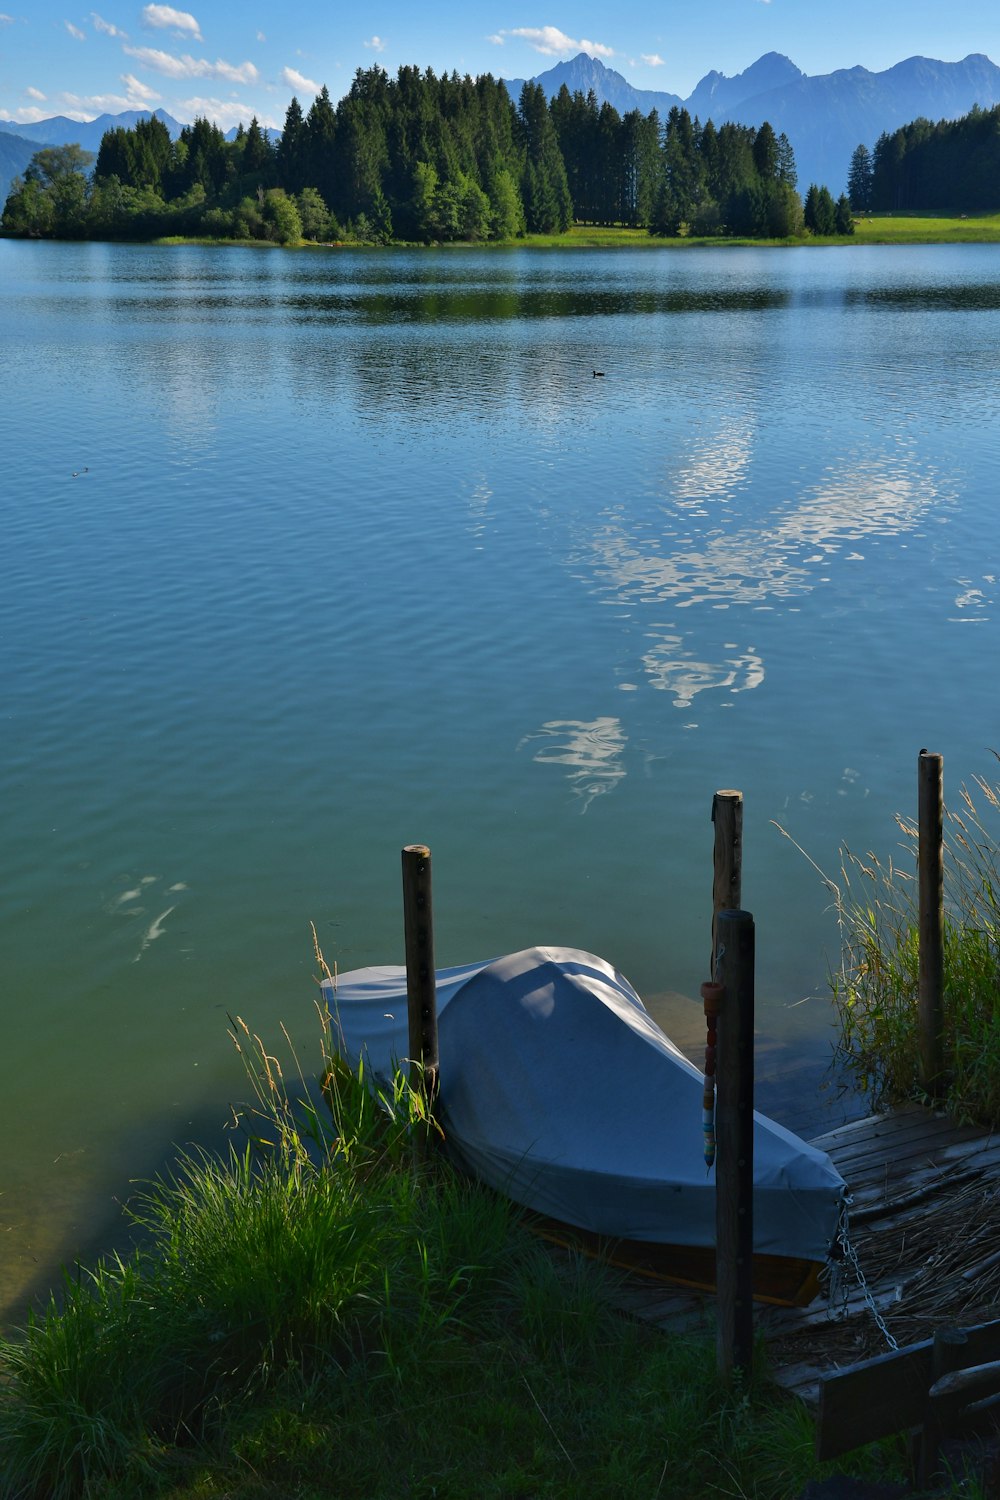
[323,946,846,1267]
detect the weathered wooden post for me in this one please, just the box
[917,750,945,1098]
[711,791,743,979]
[918,1325,969,1487]
[715,907,755,1381]
[401,844,439,1135]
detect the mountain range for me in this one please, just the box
[501,50,1000,195]
[3,49,1000,210]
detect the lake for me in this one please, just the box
[2,238,998,1322]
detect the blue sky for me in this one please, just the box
[2,0,999,130]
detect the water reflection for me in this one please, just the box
[641,635,765,708]
[518,717,627,810]
[576,445,952,706]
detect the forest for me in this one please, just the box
[848,103,1000,213]
[1,65,854,243]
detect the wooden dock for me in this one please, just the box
[612,1104,1000,1403]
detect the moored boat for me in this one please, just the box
[322,946,846,1307]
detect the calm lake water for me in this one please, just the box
[2,238,999,1320]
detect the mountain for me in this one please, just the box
[502,53,682,119]
[501,50,1000,193]
[0,108,184,154]
[685,52,804,120]
[0,129,37,207]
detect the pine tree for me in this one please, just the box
[847,144,873,211]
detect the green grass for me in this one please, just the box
[779,758,1000,1125]
[853,212,1000,243]
[0,996,920,1499]
[143,214,1000,252]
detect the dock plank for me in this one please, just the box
[611,1104,1000,1407]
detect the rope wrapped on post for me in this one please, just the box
[700,980,724,1171]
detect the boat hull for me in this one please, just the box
[323,946,846,1306]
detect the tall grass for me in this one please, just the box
[0,968,919,1499]
[780,761,1000,1125]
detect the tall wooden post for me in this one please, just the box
[917,751,945,1098]
[712,791,743,980]
[401,845,439,1111]
[715,908,755,1381]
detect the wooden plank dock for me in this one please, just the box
[612,1104,1000,1403]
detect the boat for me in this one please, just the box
[322,945,847,1307]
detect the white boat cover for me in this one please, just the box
[322,946,846,1264]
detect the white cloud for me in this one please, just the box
[281,65,319,95]
[363,35,385,52]
[0,106,56,123]
[179,94,277,131]
[26,85,47,99]
[123,44,258,84]
[65,20,86,40]
[505,26,614,59]
[121,71,160,101]
[91,11,124,35]
[641,53,665,67]
[487,33,503,45]
[62,89,135,111]
[256,30,265,42]
[0,12,14,21]
[142,4,201,41]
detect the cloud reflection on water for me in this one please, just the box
[574,438,952,707]
[517,716,627,810]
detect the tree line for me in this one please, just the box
[847,103,1000,213]
[2,64,854,243]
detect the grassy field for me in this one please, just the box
[853,212,1000,243]
[147,215,1000,252]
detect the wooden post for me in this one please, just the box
[401,844,439,1110]
[918,1325,969,1487]
[715,908,755,1381]
[917,750,945,1097]
[711,791,743,980]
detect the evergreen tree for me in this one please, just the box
[277,98,308,194]
[804,182,837,234]
[517,82,572,232]
[847,143,873,211]
[776,132,797,188]
[752,120,778,181]
[834,193,856,234]
[305,86,338,208]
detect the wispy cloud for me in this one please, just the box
[123,44,258,84]
[504,26,614,59]
[26,85,46,99]
[121,72,161,101]
[281,65,319,95]
[142,4,202,42]
[179,94,275,131]
[486,33,504,45]
[62,89,136,111]
[65,20,86,40]
[0,12,14,22]
[641,53,665,67]
[363,35,385,52]
[91,11,124,35]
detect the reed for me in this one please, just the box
[778,759,1000,1125]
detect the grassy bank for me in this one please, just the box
[0,1014,915,1500]
[146,214,1000,252]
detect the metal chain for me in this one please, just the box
[829,1198,899,1351]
